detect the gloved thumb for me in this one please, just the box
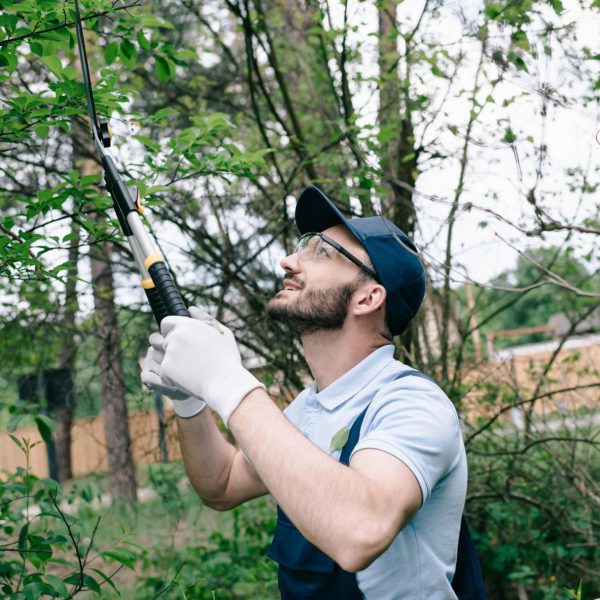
[188,306,228,335]
[189,306,214,323]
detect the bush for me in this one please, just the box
[0,434,143,598]
[132,496,279,599]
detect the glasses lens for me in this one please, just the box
[296,233,331,261]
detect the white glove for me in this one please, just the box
[141,332,207,419]
[160,306,265,426]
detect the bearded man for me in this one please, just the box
[141,186,470,599]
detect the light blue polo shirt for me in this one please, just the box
[283,344,467,600]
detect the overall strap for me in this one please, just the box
[339,369,431,466]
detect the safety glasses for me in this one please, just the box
[294,232,379,281]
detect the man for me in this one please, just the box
[142,185,467,599]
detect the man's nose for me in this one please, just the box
[280,251,301,273]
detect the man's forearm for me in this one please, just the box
[176,409,237,504]
[228,389,404,571]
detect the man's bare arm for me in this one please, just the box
[177,409,268,509]
[228,388,422,573]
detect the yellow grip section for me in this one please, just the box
[141,278,155,289]
[144,254,164,270]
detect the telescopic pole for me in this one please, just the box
[72,0,189,324]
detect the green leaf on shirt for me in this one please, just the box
[329,426,350,452]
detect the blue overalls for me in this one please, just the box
[267,370,487,600]
[267,399,367,599]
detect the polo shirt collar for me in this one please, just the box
[312,344,396,411]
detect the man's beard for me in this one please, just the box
[266,280,358,336]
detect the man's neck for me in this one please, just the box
[302,328,391,391]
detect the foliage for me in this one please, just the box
[1,0,599,597]
[453,246,599,350]
[465,373,600,599]
[44,462,279,599]
[133,497,278,599]
[0,0,268,284]
[0,432,140,598]
[484,248,597,334]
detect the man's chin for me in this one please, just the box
[266,295,291,317]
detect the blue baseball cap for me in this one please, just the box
[295,185,426,335]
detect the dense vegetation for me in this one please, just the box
[1,0,598,597]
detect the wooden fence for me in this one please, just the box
[0,409,182,479]
[461,336,600,423]
[2,337,598,479]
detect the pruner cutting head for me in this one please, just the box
[97,115,112,148]
[73,0,112,152]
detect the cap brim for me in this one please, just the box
[295,186,349,234]
[295,186,367,246]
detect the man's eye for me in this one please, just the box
[316,246,332,258]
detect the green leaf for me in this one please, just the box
[503,128,517,144]
[63,571,101,592]
[119,39,137,68]
[8,433,25,452]
[18,523,30,561]
[41,55,62,75]
[549,0,564,14]
[80,482,99,503]
[22,582,45,600]
[35,124,49,140]
[146,184,169,195]
[82,573,101,593]
[102,546,138,569]
[104,41,118,65]
[91,567,119,592]
[155,55,174,84]
[0,45,17,72]
[507,51,528,72]
[44,574,68,598]
[34,414,56,445]
[153,107,178,120]
[37,187,55,202]
[137,30,150,52]
[139,15,175,29]
[329,426,350,452]
[132,134,160,153]
[30,41,44,56]
[431,64,446,78]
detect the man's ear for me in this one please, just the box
[352,283,387,316]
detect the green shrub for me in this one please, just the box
[0,435,140,598]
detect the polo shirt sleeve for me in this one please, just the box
[350,375,462,505]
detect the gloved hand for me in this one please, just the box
[160,306,265,426]
[141,332,207,419]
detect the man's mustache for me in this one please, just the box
[283,276,305,290]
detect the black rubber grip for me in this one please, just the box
[144,286,169,325]
[147,261,190,318]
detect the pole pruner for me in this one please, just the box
[72,0,189,325]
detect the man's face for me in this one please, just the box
[266,225,371,335]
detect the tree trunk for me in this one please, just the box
[55,217,80,482]
[378,0,418,237]
[89,231,137,504]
